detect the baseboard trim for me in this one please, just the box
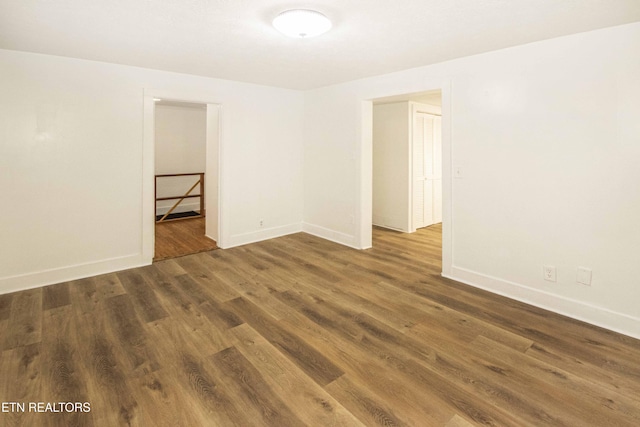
[372,223,410,233]
[0,253,147,295]
[302,222,359,248]
[444,265,640,340]
[155,202,200,216]
[225,222,303,248]
[372,215,409,232]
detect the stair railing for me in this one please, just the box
[155,173,205,222]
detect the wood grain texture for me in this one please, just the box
[208,346,306,426]
[228,323,365,427]
[154,217,217,261]
[41,306,95,426]
[2,289,42,350]
[42,282,71,311]
[0,293,13,321]
[1,224,639,426]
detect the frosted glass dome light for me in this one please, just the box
[273,9,332,38]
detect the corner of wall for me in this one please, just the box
[302,222,362,249]
[224,222,303,249]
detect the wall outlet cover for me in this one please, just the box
[543,265,556,282]
[577,267,592,286]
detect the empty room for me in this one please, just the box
[1,1,639,426]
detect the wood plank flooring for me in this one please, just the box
[154,217,218,261]
[1,224,640,426]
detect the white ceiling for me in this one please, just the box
[1,0,639,90]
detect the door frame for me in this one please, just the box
[142,89,223,263]
[358,81,452,276]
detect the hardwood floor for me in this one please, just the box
[154,217,218,261]
[1,224,639,426]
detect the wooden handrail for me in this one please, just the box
[155,173,205,222]
[155,195,201,201]
[156,173,203,178]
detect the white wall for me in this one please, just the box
[303,22,640,338]
[0,49,304,293]
[373,102,411,231]
[155,103,207,215]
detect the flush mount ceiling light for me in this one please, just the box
[272,9,332,38]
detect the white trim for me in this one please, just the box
[226,223,303,248]
[155,201,202,216]
[407,103,415,233]
[440,81,453,276]
[371,223,411,233]
[303,222,362,249]
[445,266,640,340]
[205,103,222,243]
[357,101,374,249]
[411,102,442,116]
[0,254,145,294]
[142,93,156,263]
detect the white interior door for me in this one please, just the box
[413,112,442,229]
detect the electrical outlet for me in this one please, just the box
[577,267,592,286]
[259,219,264,227]
[543,265,556,282]
[454,165,464,178]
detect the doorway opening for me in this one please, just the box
[153,99,218,261]
[367,89,447,269]
[142,94,221,263]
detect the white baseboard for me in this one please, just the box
[372,223,409,233]
[372,215,409,232]
[0,253,148,295]
[225,222,303,248]
[302,222,359,248]
[155,202,200,216]
[445,265,640,340]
